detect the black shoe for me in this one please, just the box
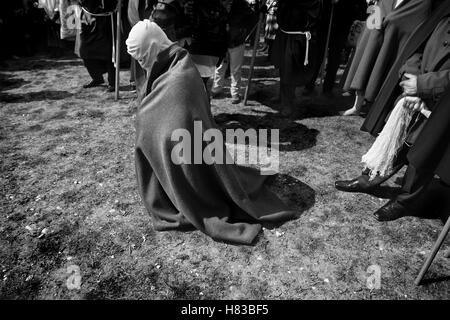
[280,105,294,117]
[107,85,115,92]
[335,175,376,193]
[373,200,407,222]
[231,95,242,104]
[322,89,334,99]
[302,86,315,96]
[83,80,104,88]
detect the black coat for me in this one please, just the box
[407,88,450,185]
[79,0,114,61]
[362,0,450,136]
[227,0,258,48]
[185,0,228,58]
[271,0,322,86]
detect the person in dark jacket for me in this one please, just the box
[270,0,322,116]
[79,0,116,92]
[303,0,367,96]
[335,9,450,202]
[211,0,257,104]
[184,0,229,89]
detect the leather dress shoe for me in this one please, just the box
[83,80,104,88]
[335,175,376,193]
[107,85,115,92]
[373,200,407,222]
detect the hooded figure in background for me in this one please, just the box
[270,0,322,116]
[79,0,116,91]
[126,20,297,245]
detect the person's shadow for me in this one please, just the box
[0,90,73,103]
[266,173,316,216]
[214,111,319,152]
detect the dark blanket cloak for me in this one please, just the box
[135,45,297,245]
[362,0,450,136]
[344,0,431,101]
[271,0,322,86]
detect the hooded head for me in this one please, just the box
[126,20,174,73]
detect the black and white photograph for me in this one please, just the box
[0,0,449,304]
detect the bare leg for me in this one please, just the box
[342,91,365,116]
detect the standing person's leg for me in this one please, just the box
[342,90,365,116]
[280,82,296,116]
[212,52,229,97]
[303,1,332,95]
[323,22,352,94]
[373,164,434,221]
[229,44,245,104]
[130,58,136,89]
[106,59,116,92]
[82,59,105,88]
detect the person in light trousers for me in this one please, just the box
[212,0,257,104]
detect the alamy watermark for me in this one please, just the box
[366,4,382,30]
[170,121,279,175]
[366,264,381,290]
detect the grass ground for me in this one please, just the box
[0,49,449,300]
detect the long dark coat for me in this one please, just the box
[407,88,450,185]
[344,0,432,102]
[271,0,322,86]
[362,1,450,136]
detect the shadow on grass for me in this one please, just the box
[0,56,83,72]
[365,186,402,199]
[0,90,73,103]
[250,86,357,120]
[0,73,30,92]
[419,275,450,286]
[214,112,319,152]
[151,173,315,247]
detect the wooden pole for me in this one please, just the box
[244,4,264,106]
[414,217,450,285]
[114,0,122,101]
[318,2,335,85]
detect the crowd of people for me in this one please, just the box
[3,0,450,244]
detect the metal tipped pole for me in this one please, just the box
[114,0,122,101]
[318,2,335,84]
[244,1,264,106]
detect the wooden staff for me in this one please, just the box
[244,1,264,106]
[115,0,122,100]
[415,217,450,285]
[318,2,335,84]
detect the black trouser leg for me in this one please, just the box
[281,83,296,112]
[106,60,116,87]
[202,77,210,100]
[395,165,450,221]
[83,59,105,83]
[323,31,349,92]
[396,165,433,212]
[323,20,353,92]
